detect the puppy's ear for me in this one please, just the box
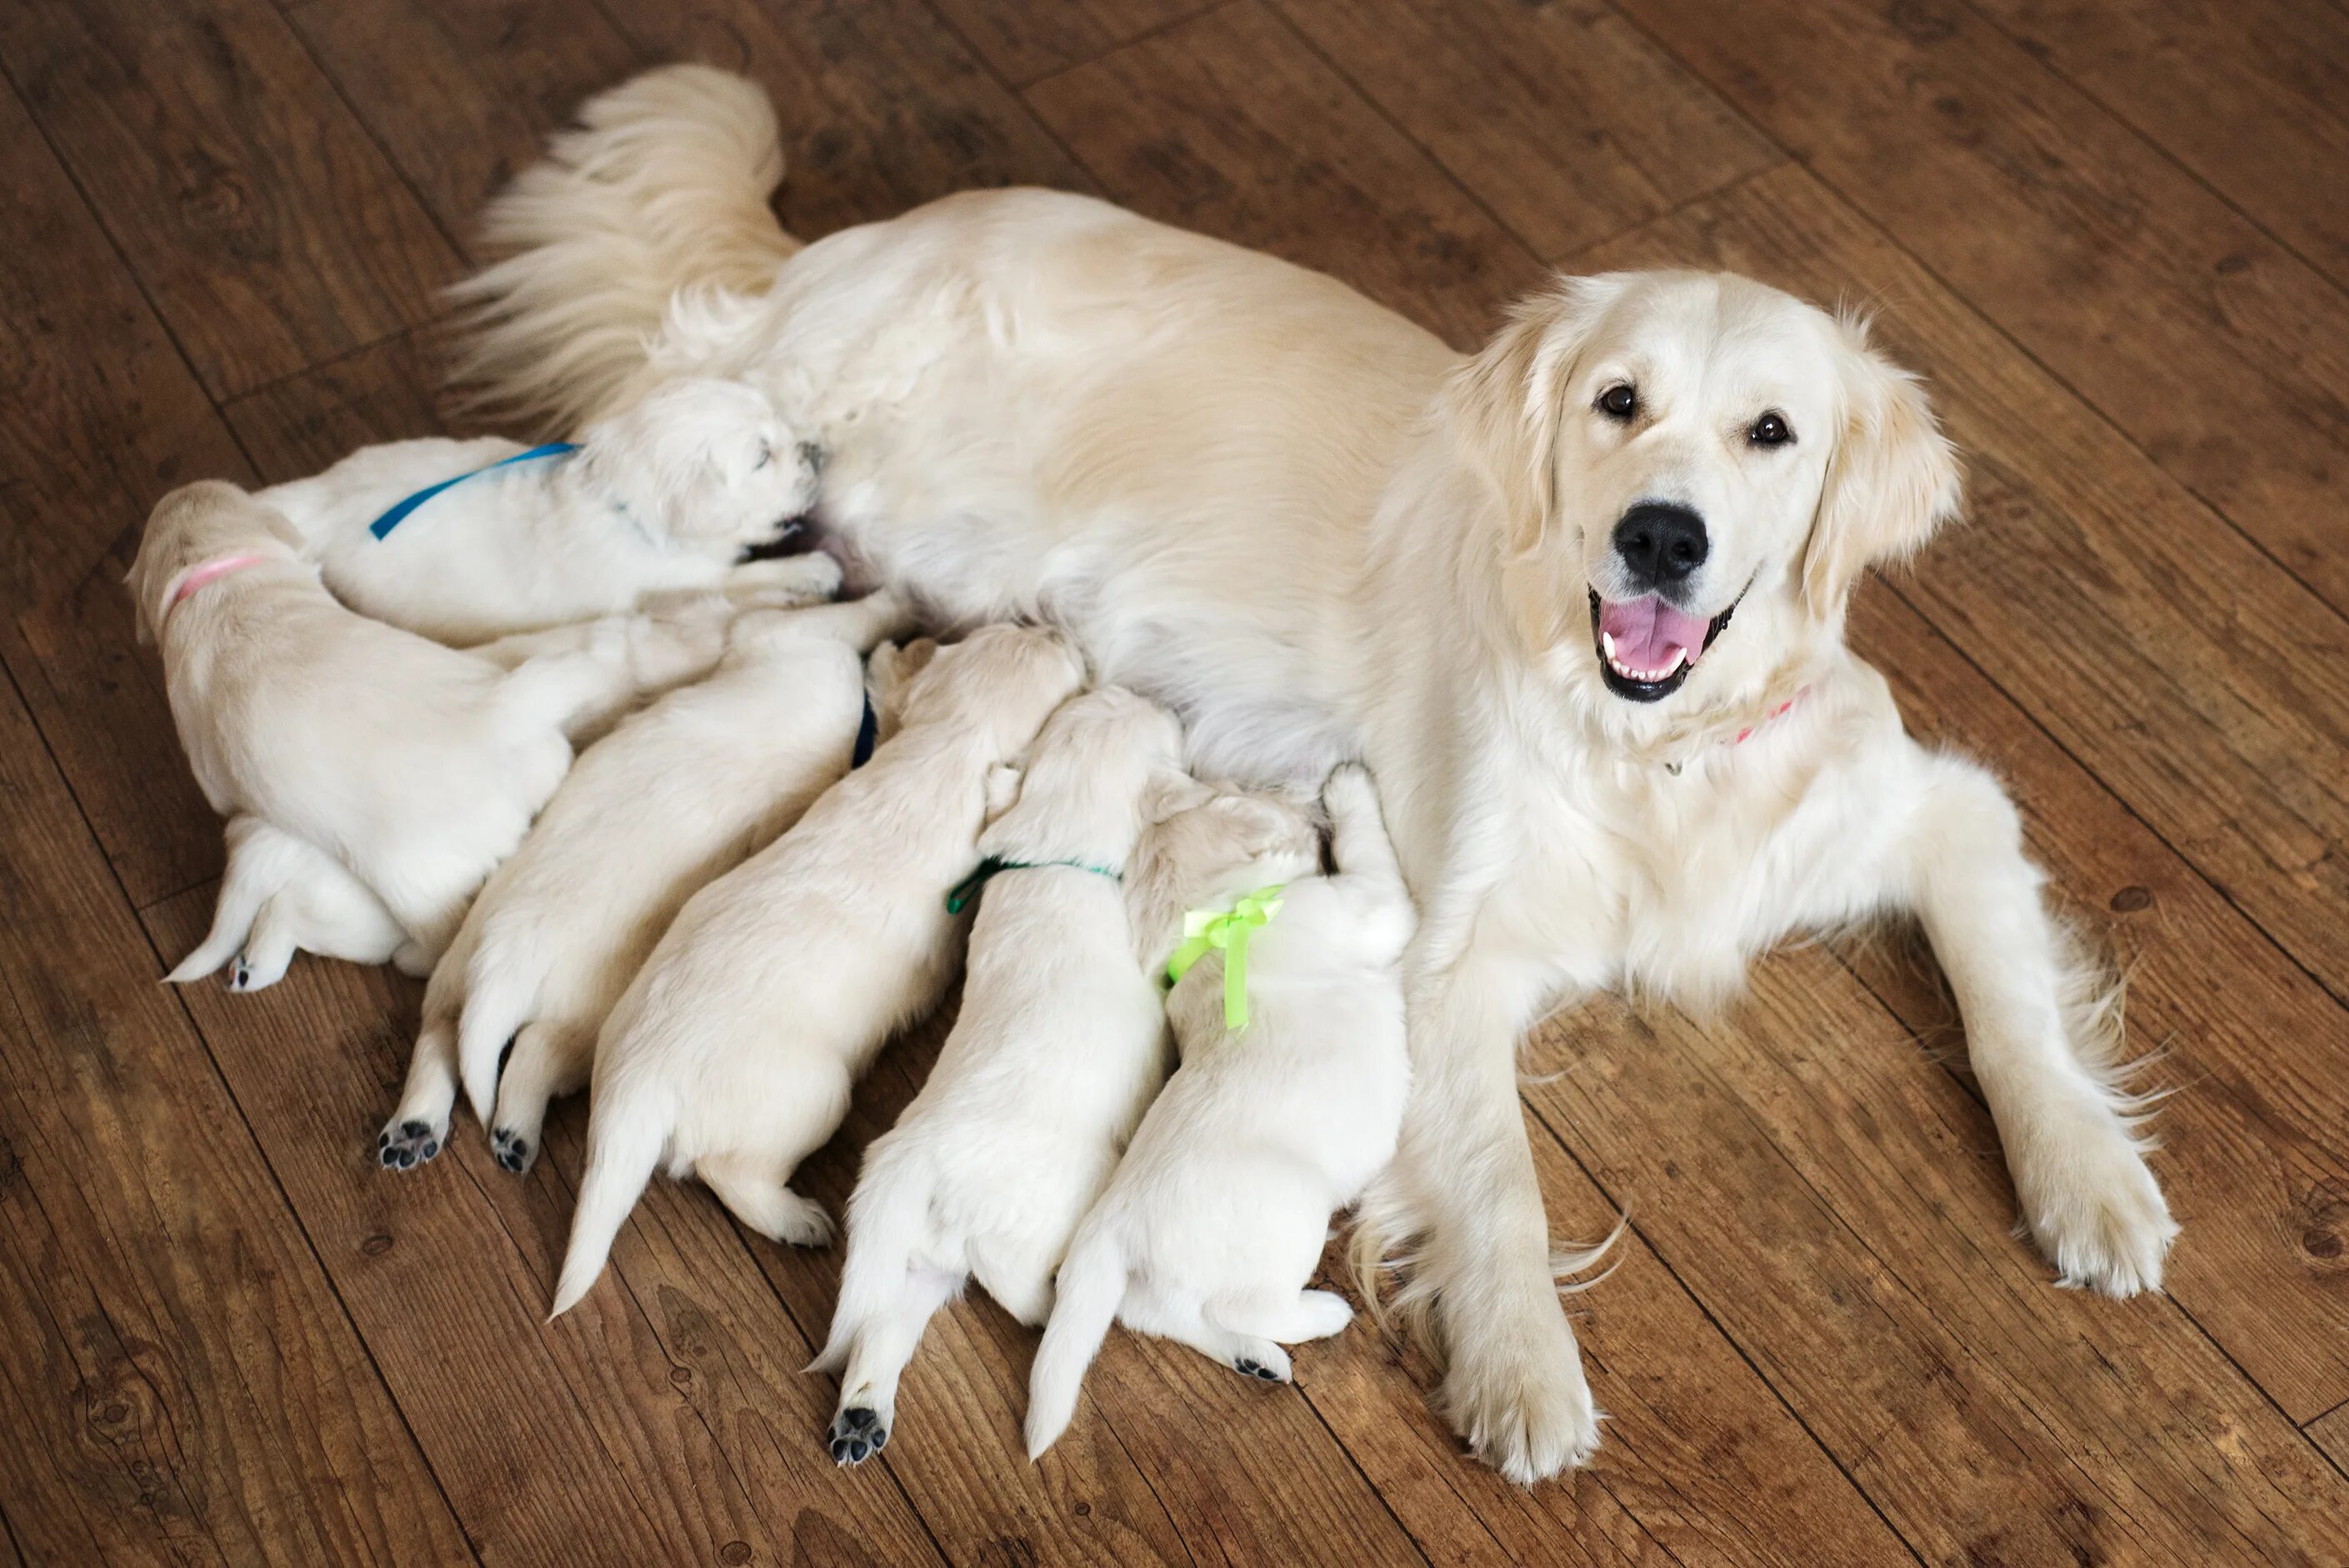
[1139,771,1214,826]
[867,637,940,727]
[983,764,1024,822]
[1802,315,1962,617]
[1447,276,1622,557]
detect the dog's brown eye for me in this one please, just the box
[1748,412,1792,447]
[1597,383,1637,420]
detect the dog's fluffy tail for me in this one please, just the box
[807,1153,927,1376]
[447,64,797,433]
[1022,1230,1124,1459]
[166,820,302,983]
[549,1081,668,1318]
[454,946,540,1126]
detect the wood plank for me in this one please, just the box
[0,79,250,911]
[223,327,467,483]
[1270,0,1782,261]
[592,0,1092,242]
[1973,0,2349,289]
[0,0,460,399]
[1527,954,2349,1565]
[0,678,470,1567]
[283,0,643,257]
[763,1016,1429,1568]
[1611,0,2349,616]
[144,889,947,1568]
[930,0,1211,87]
[1571,162,2349,1074]
[1025,2,1551,351]
[2313,1403,2349,1479]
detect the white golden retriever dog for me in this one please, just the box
[129,482,642,969]
[257,376,839,646]
[459,67,2177,1481]
[549,625,1086,1316]
[1025,763,1413,1458]
[377,593,910,1172]
[167,816,419,991]
[814,686,1185,1467]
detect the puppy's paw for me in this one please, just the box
[375,1118,442,1171]
[771,1192,835,1249]
[2013,1108,2177,1297]
[229,957,253,992]
[1232,1345,1292,1384]
[827,1405,889,1467]
[1292,1289,1355,1341]
[1439,1309,1602,1484]
[490,1127,537,1176]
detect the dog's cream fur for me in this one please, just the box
[376,593,912,1172]
[549,625,1086,1316]
[257,377,838,646]
[129,482,647,969]
[461,69,2178,1481]
[1024,764,1413,1457]
[811,686,1186,1466]
[167,816,422,991]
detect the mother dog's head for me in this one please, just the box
[1450,271,1960,733]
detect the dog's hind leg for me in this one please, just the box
[697,1151,833,1247]
[1125,1292,1292,1385]
[380,1017,458,1169]
[1224,1288,1355,1346]
[490,1021,592,1175]
[824,1263,958,1466]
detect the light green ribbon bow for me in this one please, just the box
[1164,885,1285,1031]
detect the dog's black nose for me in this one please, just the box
[1612,502,1709,588]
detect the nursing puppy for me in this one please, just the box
[257,376,838,645]
[128,482,641,967]
[379,593,912,1171]
[1026,765,1412,1458]
[548,624,1086,1316]
[812,686,1185,1466]
[167,816,422,991]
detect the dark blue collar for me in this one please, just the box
[368,442,579,540]
[851,691,878,769]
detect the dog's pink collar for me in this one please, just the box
[1732,688,1807,746]
[170,554,268,612]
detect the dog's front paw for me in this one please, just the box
[2012,1105,2177,1297]
[1438,1306,1601,1484]
[376,1118,442,1171]
[827,1405,889,1466]
[490,1127,537,1175]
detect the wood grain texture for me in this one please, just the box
[1026,2,1550,350]
[1611,0,2349,616]
[1271,0,1781,260]
[0,0,460,398]
[1973,0,2349,290]
[0,678,469,1568]
[593,0,1092,242]
[223,327,467,482]
[1526,955,2349,1566]
[282,0,644,257]
[1572,163,2349,1058]
[2313,1403,2349,1479]
[932,0,1213,87]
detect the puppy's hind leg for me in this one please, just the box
[380,1018,457,1169]
[1123,1292,1292,1386]
[489,1022,592,1175]
[697,1151,833,1248]
[823,1264,958,1466]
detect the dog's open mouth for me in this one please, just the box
[1587,589,1739,703]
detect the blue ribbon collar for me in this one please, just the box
[367,442,579,540]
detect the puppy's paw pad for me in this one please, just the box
[490,1129,536,1174]
[229,959,252,991]
[1234,1358,1287,1384]
[377,1119,442,1171]
[827,1406,888,1467]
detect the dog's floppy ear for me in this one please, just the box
[1802,315,1962,617]
[1140,771,1215,826]
[1447,276,1622,557]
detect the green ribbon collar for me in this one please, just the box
[946,854,1122,915]
[1163,884,1286,1031]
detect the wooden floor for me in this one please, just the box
[2,0,2347,1562]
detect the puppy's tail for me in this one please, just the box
[1023,1231,1124,1460]
[167,820,300,983]
[455,951,540,1126]
[807,1154,926,1376]
[549,1083,668,1319]
[446,64,796,433]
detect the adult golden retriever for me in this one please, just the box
[452,66,2174,1482]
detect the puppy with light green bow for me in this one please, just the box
[1026,764,1415,1457]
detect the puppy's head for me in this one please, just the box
[1450,271,1960,727]
[1125,779,1320,962]
[571,377,820,560]
[897,624,1087,750]
[981,686,1186,868]
[125,481,306,645]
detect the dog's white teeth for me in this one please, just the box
[1602,631,1617,660]
[1663,647,1688,674]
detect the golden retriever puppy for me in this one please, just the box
[167,816,422,991]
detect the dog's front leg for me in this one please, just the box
[1392,948,1600,1483]
[1900,752,2177,1294]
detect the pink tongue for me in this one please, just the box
[1599,597,1711,670]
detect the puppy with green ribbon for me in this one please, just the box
[1027,765,1417,1456]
